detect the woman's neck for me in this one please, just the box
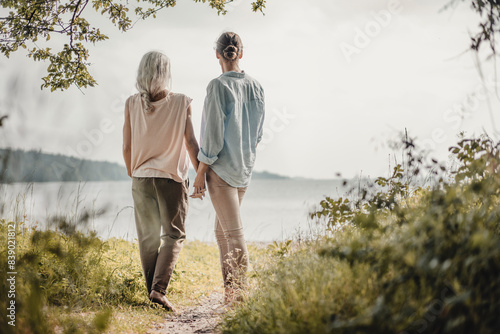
[220,61,241,74]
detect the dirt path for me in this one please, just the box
[147,293,225,334]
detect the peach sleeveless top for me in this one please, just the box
[125,92,192,182]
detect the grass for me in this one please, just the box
[0,179,271,334]
[221,233,379,334]
[220,136,500,334]
[3,136,499,333]
[0,218,224,333]
[0,215,273,333]
[46,307,166,334]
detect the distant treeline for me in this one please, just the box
[0,149,128,183]
[0,148,289,183]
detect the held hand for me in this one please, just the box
[190,192,204,199]
[190,173,206,199]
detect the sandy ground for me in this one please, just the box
[147,293,225,334]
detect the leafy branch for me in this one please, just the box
[444,0,500,58]
[0,0,266,91]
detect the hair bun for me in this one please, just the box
[215,32,243,62]
[223,45,238,60]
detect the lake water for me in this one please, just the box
[0,179,345,242]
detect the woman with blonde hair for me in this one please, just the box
[123,51,201,311]
[193,32,265,304]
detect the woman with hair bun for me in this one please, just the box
[123,51,202,312]
[192,32,266,304]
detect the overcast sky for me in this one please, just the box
[1,0,499,179]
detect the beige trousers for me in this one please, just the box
[206,168,248,288]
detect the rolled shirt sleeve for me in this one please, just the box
[198,81,226,166]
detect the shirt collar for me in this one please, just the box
[221,70,245,78]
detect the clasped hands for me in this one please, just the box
[190,172,206,199]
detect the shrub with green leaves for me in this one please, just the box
[222,136,500,334]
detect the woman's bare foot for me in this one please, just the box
[150,290,176,312]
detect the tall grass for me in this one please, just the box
[221,136,500,334]
[0,214,222,333]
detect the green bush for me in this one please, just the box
[222,136,500,334]
[0,208,224,333]
[0,215,146,333]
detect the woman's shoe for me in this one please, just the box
[149,290,176,312]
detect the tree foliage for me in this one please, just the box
[1,1,498,92]
[445,0,500,57]
[0,0,266,91]
[0,148,129,182]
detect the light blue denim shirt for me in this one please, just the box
[198,71,265,187]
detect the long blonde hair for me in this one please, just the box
[136,51,172,113]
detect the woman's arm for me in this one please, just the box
[184,105,200,172]
[123,99,132,178]
[197,83,226,166]
[192,82,226,197]
[185,104,206,199]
